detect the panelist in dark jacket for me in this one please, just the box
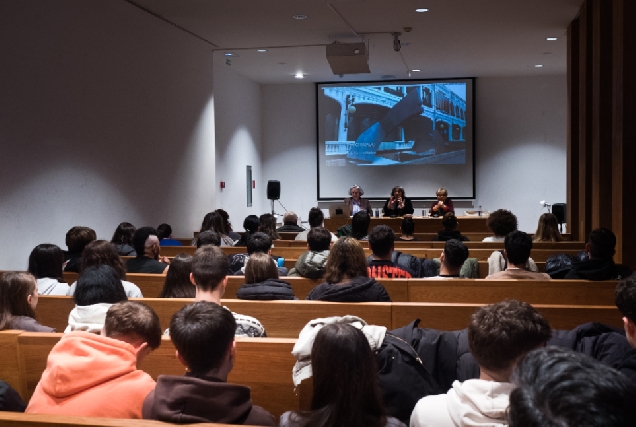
[383,186,414,217]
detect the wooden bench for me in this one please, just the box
[0,412,224,427]
[274,239,583,250]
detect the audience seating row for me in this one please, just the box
[60,272,617,305]
[35,296,623,339]
[273,239,584,250]
[0,412,225,427]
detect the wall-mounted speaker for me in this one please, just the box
[552,203,566,224]
[267,180,280,200]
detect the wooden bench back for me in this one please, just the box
[0,412,223,427]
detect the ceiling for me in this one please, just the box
[128,0,584,84]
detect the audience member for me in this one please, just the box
[126,227,170,274]
[295,207,338,242]
[228,232,287,276]
[482,209,517,242]
[195,230,222,248]
[350,210,371,241]
[280,323,404,427]
[564,227,631,280]
[383,186,414,217]
[289,227,332,279]
[258,213,281,241]
[110,222,137,256]
[306,237,391,302]
[344,184,372,215]
[66,265,128,333]
[614,273,636,381]
[396,217,420,241]
[194,212,235,246]
[277,211,305,233]
[0,272,55,332]
[486,231,551,279]
[429,187,454,217]
[0,381,26,412]
[142,302,274,425]
[158,254,195,298]
[236,253,295,300]
[64,226,96,272]
[427,239,469,279]
[157,223,183,246]
[432,212,469,241]
[215,208,242,241]
[67,240,143,297]
[507,346,636,427]
[191,246,266,337]
[235,215,260,247]
[532,213,564,242]
[410,300,551,427]
[27,301,161,418]
[368,225,414,278]
[28,243,70,295]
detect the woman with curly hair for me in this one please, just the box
[483,209,518,242]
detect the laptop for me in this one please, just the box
[328,204,351,218]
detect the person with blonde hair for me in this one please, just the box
[306,237,391,302]
[532,213,564,242]
[429,188,454,217]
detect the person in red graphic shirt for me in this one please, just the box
[367,225,415,278]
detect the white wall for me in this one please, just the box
[259,75,567,233]
[213,62,267,228]
[0,0,216,269]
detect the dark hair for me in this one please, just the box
[615,274,636,324]
[443,239,469,269]
[214,209,233,235]
[247,232,272,255]
[81,240,127,280]
[243,215,260,234]
[505,231,533,265]
[258,213,281,240]
[350,211,371,240]
[324,237,368,284]
[74,265,128,306]
[132,227,159,256]
[390,186,405,197]
[588,228,616,259]
[159,254,195,298]
[245,253,279,284]
[401,217,415,235]
[66,226,97,253]
[191,246,229,292]
[104,301,162,350]
[441,212,458,231]
[156,223,172,240]
[469,300,551,376]
[291,323,387,427]
[486,209,518,237]
[110,222,136,246]
[170,301,236,375]
[308,227,332,252]
[508,347,636,427]
[28,244,64,281]
[308,207,325,228]
[533,213,563,243]
[0,272,38,330]
[196,230,221,248]
[368,225,395,257]
[199,212,221,233]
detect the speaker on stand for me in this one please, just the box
[267,180,281,215]
[552,203,567,232]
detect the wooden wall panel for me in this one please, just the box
[567,20,580,241]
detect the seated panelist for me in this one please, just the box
[382,186,414,217]
[429,187,454,216]
[344,184,372,215]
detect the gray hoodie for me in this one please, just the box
[288,250,329,279]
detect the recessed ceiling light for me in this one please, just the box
[415,8,429,13]
[295,72,305,79]
[535,64,543,68]
[257,49,267,53]
[224,53,236,57]
[412,69,421,72]
[293,14,307,20]
[546,37,558,41]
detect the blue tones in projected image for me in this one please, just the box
[322,83,467,166]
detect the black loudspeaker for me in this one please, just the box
[552,203,566,224]
[267,180,280,200]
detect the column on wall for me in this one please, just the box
[567,20,580,241]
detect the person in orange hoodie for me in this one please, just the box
[26,301,161,418]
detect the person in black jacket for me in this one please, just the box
[432,212,469,242]
[236,253,295,300]
[614,274,636,380]
[383,186,414,217]
[564,228,631,280]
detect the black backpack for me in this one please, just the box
[391,251,438,278]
